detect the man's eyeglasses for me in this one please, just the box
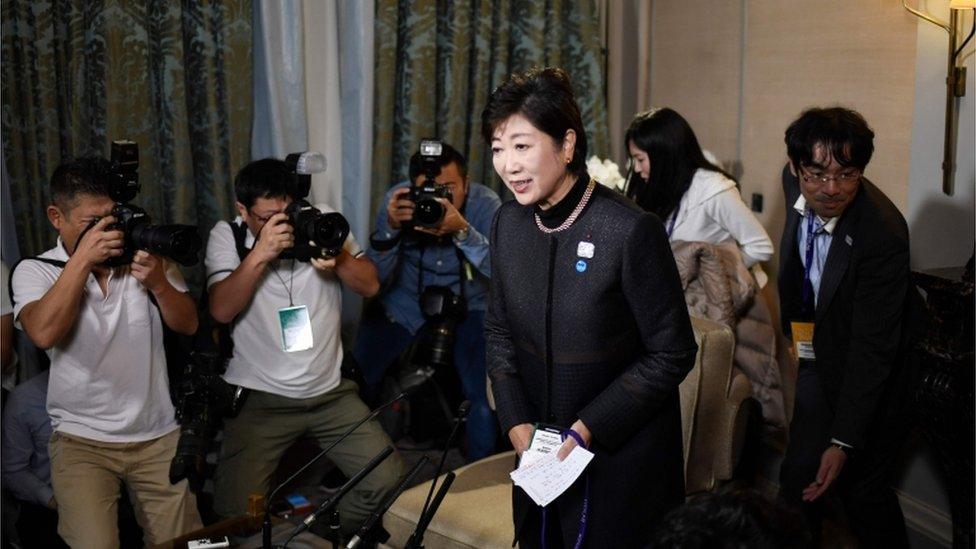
[800,168,860,185]
[249,210,279,224]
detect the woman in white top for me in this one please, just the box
[625,108,774,273]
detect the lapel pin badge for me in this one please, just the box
[577,241,595,259]
[575,259,588,273]
[845,235,853,246]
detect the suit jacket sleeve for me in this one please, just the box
[829,226,910,448]
[578,213,698,450]
[484,208,535,435]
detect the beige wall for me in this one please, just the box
[629,3,970,544]
[645,0,919,261]
[650,0,743,167]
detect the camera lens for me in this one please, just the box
[414,197,446,227]
[131,224,203,266]
[309,212,350,250]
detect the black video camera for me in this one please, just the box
[278,151,350,261]
[408,139,454,228]
[88,141,202,266]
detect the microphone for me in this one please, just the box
[262,387,417,548]
[405,471,456,549]
[346,455,431,548]
[280,445,395,548]
[414,400,469,538]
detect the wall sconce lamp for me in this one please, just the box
[903,0,975,195]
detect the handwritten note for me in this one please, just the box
[510,446,594,507]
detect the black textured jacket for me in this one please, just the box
[486,181,697,547]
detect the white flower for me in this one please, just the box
[587,156,626,192]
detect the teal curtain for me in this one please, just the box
[372,0,610,213]
[2,0,252,286]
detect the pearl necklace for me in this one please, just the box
[534,179,596,234]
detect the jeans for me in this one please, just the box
[353,307,498,461]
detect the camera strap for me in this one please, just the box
[230,219,251,262]
[414,244,467,302]
[8,256,160,311]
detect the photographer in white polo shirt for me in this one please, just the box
[10,156,202,548]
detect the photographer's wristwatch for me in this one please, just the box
[453,225,470,244]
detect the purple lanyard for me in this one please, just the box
[540,429,590,549]
[801,213,819,313]
[666,208,678,237]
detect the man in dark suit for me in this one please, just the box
[777,107,922,547]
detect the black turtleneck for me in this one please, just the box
[534,176,589,229]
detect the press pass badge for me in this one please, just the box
[278,305,313,352]
[519,424,564,469]
[790,321,816,361]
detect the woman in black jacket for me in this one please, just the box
[481,67,698,548]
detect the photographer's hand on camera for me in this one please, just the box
[129,250,166,292]
[412,198,468,238]
[71,216,124,270]
[130,249,198,335]
[252,213,294,264]
[308,241,338,272]
[386,187,414,230]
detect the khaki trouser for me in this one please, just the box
[49,429,202,548]
[214,379,404,536]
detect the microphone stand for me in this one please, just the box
[262,389,413,549]
[404,471,456,549]
[415,401,469,534]
[279,445,395,548]
[346,455,431,548]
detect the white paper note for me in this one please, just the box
[510,446,594,507]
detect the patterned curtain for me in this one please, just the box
[1,0,252,286]
[372,0,610,213]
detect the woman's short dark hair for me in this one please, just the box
[784,107,875,170]
[624,108,733,220]
[50,156,112,211]
[234,158,293,209]
[408,141,467,182]
[480,67,589,181]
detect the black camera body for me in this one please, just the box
[277,152,350,261]
[414,285,467,369]
[407,139,454,228]
[94,141,202,267]
[408,183,453,228]
[169,350,247,492]
[279,199,350,261]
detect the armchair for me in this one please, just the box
[382,315,756,547]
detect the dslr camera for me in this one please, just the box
[413,285,467,369]
[90,140,202,266]
[408,139,454,228]
[278,152,350,261]
[169,350,247,492]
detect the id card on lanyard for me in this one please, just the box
[794,213,819,361]
[278,305,313,352]
[521,424,563,469]
[791,321,815,360]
